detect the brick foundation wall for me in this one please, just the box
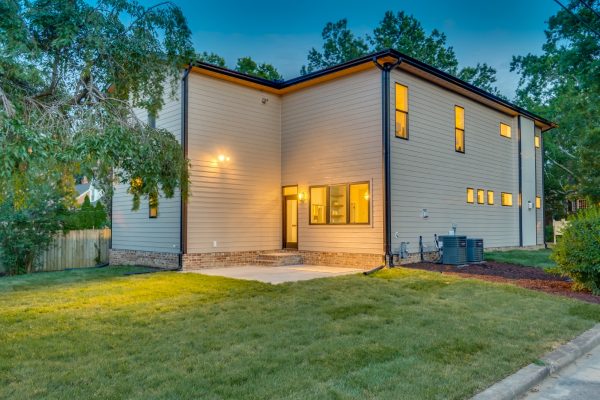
[393,251,440,265]
[182,251,270,270]
[109,249,179,269]
[296,250,384,268]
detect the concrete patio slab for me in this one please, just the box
[184,264,365,284]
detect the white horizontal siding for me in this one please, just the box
[536,127,544,244]
[186,73,281,253]
[389,69,520,252]
[282,69,384,255]
[112,86,182,253]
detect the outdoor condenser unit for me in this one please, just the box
[466,238,484,263]
[439,235,467,265]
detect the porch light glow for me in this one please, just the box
[298,192,306,202]
[217,154,230,162]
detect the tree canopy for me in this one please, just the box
[511,0,600,217]
[0,0,193,272]
[198,52,283,80]
[301,11,502,96]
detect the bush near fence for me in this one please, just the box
[0,228,111,274]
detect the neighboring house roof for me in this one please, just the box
[191,48,555,132]
[75,183,91,196]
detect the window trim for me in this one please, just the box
[477,189,485,204]
[501,192,513,207]
[466,187,474,204]
[348,181,371,225]
[487,190,495,205]
[500,122,512,139]
[454,105,465,153]
[395,83,409,140]
[308,185,328,225]
[308,182,371,225]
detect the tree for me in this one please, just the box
[301,11,501,94]
[235,57,283,80]
[511,0,600,217]
[301,19,369,74]
[0,0,193,274]
[370,11,458,74]
[198,51,226,67]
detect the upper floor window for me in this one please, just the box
[500,123,511,138]
[455,106,465,153]
[534,134,540,148]
[395,83,409,139]
[536,196,541,209]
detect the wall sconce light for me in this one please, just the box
[217,154,230,162]
[363,192,370,201]
[298,192,306,202]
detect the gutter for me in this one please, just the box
[373,56,401,267]
[179,63,192,270]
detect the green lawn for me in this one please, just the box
[1,266,599,400]
[485,248,556,269]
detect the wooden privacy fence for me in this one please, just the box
[33,228,111,272]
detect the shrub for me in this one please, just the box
[552,207,600,294]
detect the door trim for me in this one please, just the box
[282,185,298,249]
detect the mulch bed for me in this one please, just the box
[405,261,600,304]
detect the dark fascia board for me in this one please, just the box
[191,49,556,131]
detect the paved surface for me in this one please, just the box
[185,265,365,284]
[522,343,600,399]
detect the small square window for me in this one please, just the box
[487,190,494,205]
[466,188,474,204]
[500,123,511,138]
[477,189,484,204]
[501,192,513,207]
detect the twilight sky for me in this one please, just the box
[140,0,560,98]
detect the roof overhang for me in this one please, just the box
[189,49,556,132]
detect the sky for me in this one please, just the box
[140,0,560,98]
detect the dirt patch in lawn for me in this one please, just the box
[405,261,600,304]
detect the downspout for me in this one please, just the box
[517,116,523,247]
[373,55,401,267]
[179,63,192,269]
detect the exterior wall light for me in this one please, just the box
[217,154,230,162]
[298,192,306,202]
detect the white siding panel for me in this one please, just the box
[112,86,182,253]
[282,69,384,254]
[389,69,520,252]
[186,73,281,253]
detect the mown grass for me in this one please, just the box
[1,266,599,399]
[485,248,556,270]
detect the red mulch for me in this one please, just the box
[405,261,600,304]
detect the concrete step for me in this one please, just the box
[256,252,303,266]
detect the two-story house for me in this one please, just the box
[110,49,554,270]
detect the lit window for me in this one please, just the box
[310,186,327,224]
[577,199,587,210]
[500,123,511,138]
[349,182,370,224]
[536,196,541,209]
[395,83,408,139]
[477,189,484,204]
[466,188,474,204]
[455,106,465,153]
[329,184,347,224]
[501,192,513,206]
[283,186,297,196]
[149,192,158,218]
[534,135,540,148]
[487,190,494,205]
